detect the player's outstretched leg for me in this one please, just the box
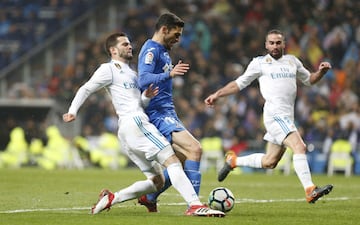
[306,184,333,203]
[137,169,172,212]
[91,189,114,214]
[185,204,225,217]
[218,151,237,182]
[138,194,158,212]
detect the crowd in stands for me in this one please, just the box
[0,0,96,69]
[0,0,360,172]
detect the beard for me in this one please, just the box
[269,49,283,59]
[163,35,175,50]
[121,52,133,61]
[125,55,133,60]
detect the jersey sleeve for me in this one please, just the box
[235,57,261,90]
[140,91,150,108]
[138,47,171,90]
[293,56,311,86]
[68,64,112,116]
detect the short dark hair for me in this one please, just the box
[105,32,127,56]
[155,12,184,31]
[266,29,285,41]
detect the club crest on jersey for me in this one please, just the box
[115,63,122,70]
[266,57,272,63]
[145,52,154,64]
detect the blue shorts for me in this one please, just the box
[148,110,186,143]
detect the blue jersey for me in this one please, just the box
[138,40,174,112]
[138,39,185,141]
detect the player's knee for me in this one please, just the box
[298,143,307,154]
[174,141,202,161]
[265,162,278,169]
[292,142,307,154]
[151,175,165,191]
[182,142,202,161]
[262,158,279,169]
[192,143,202,158]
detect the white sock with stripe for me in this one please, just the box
[113,179,157,203]
[293,154,314,189]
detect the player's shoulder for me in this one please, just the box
[93,62,113,74]
[282,54,302,64]
[139,40,159,58]
[142,40,158,51]
[251,54,271,64]
[283,54,298,60]
[250,54,300,66]
[98,61,112,69]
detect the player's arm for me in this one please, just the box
[137,50,169,89]
[138,67,170,89]
[62,85,93,122]
[204,81,240,107]
[169,60,189,78]
[63,65,111,122]
[138,50,189,89]
[141,84,159,108]
[204,58,260,107]
[309,62,332,84]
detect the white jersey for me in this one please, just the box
[67,59,172,174]
[235,54,311,120]
[68,60,145,121]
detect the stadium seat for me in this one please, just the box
[0,127,29,168]
[308,148,328,174]
[267,147,293,175]
[88,132,128,169]
[354,153,360,175]
[200,136,224,172]
[37,125,83,170]
[327,139,353,177]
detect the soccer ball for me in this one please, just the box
[208,187,235,212]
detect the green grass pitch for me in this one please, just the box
[0,167,359,225]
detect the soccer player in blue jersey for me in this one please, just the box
[63,32,224,217]
[137,12,202,212]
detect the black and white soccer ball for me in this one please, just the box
[208,187,235,212]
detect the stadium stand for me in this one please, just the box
[0,0,359,173]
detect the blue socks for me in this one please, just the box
[145,160,201,202]
[184,160,201,195]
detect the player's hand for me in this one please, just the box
[204,93,218,107]
[63,113,75,122]
[318,62,331,74]
[144,84,159,98]
[170,60,190,77]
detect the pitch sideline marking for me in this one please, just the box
[0,196,356,214]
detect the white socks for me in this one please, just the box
[167,162,201,206]
[111,154,314,205]
[237,153,314,190]
[236,153,264,168]
[113,163,201,206]
[293,154,314,189]
[113,179,157,203]
[111,162,202,206]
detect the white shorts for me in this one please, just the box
[118,113,175,178]
[263,115,297,145]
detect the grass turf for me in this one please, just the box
[0,167,359,225]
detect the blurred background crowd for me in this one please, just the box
[0,0,359,174]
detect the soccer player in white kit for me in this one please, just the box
[204,29,333,204]
[62,33,224,217]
